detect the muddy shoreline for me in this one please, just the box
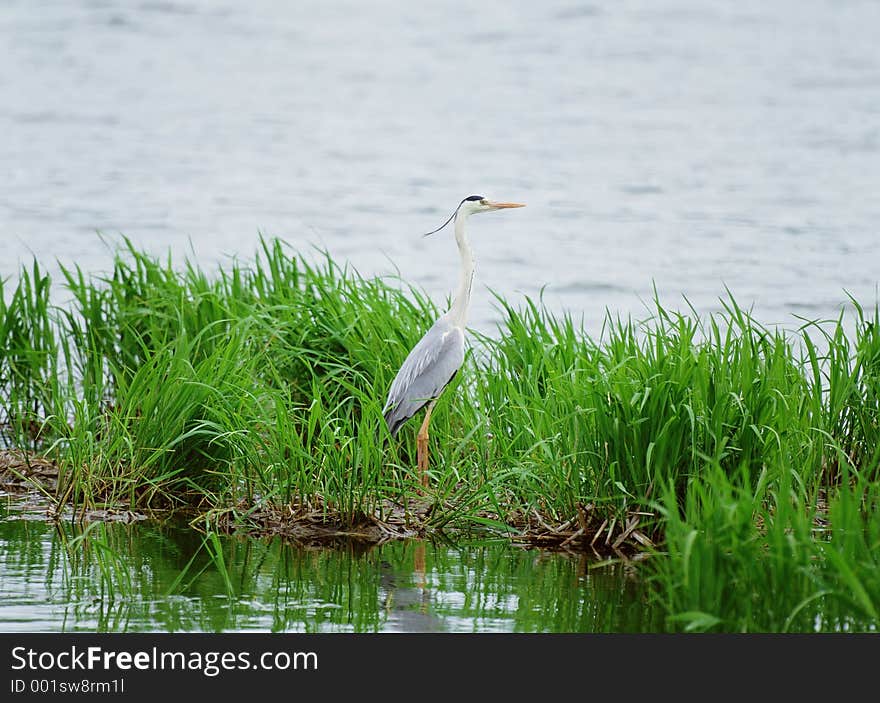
[0,449,650,556]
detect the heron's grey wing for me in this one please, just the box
[383,319,465,437]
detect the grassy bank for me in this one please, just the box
[2,238,879,630]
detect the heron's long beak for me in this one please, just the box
[486,201,526,209]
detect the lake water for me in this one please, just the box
[0,505,661,633]
[3,0,879,340]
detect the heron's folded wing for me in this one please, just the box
[383,321,465,423]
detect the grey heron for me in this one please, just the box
[382,195,525,487]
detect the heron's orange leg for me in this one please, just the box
[416,401,436,489]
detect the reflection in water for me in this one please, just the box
[0,508,664,633]
[379,541,441,632]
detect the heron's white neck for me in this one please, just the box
[447,212,475,328]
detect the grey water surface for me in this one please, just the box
[2,0,878,338]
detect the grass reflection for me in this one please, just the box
[0,515,661,632]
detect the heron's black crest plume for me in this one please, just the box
[422,195,485,237]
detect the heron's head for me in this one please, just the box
[458,195,526,216]
[424,195,525,237]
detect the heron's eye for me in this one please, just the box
[480,199,488,205]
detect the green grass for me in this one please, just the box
[0,260,58,450]
[1,237,879,631]
[471,294,821,528]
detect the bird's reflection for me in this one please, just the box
[378,541,443,632]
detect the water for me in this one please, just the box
[2,0,879,339]
[0,506,661,633]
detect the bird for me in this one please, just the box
[382,195,525,488]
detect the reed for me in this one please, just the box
[0,260,58,450]
[649,456,880,632]
[470,293,822,537]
